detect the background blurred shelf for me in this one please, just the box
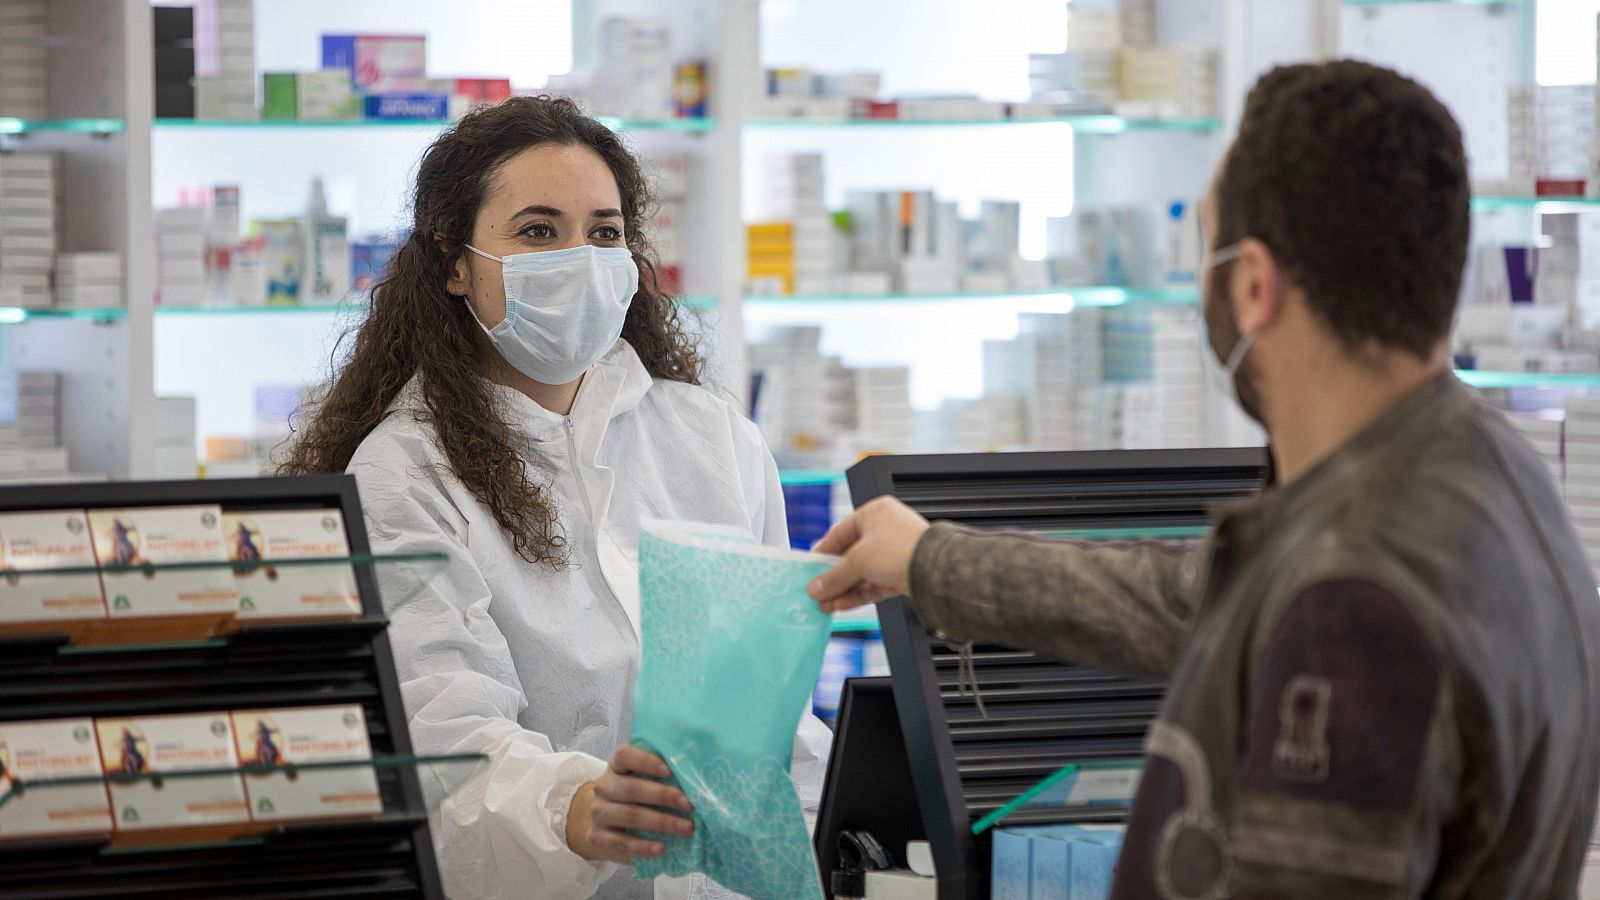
[1472,195,1600,211]
[746,286,1200,307]
[154,117,715,133]
[1455,370,1600,389]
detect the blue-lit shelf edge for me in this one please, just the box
[1345,0,1515,6]
[1472,196,1600,211]
[0,296,719,322]
[0,118,123,135]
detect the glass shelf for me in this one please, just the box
[0,551,446,581]
[1472,196,1600,212]
[0,307,124,324]
[156,303,366,316]
[0,118,124,136]
[747,286,1198,307]
[745,116,1222,134]
[1345,0,1516,5]
[1455,370,1600,389]
[156,117,716,134]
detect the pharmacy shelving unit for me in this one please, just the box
[0,474,478,898]
[0,0,1566,482]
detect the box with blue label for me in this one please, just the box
[1067,826,1124,900]
[992,825,1061,900]
[363,93,449,121]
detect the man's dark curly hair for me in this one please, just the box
[1214,60,1470,358]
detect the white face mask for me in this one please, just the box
[1199,242,1256,416]
[463,243,639,386]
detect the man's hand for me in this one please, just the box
[568,746,694,864]
[807,497,931,613]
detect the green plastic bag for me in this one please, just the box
[630,520,833,900]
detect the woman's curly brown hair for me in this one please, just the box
[278,96,704,567]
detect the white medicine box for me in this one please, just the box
[233,705,381,822]
[223,510,361,619]
[0,718,113,838]
[88,506,238,617]
[96,712,249,831]
[0,509,107,623]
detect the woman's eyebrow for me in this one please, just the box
[506,204,563,224]
[593,207,623,219]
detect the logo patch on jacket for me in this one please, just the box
[1272,674,1331,783]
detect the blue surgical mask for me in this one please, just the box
[1200,242,1255,413]
[464,243,639,385]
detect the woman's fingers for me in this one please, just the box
[609,745,671,779]
[596,772,693,812]
[589,825,666,861]
[592,795,696,838]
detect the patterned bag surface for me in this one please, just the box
[630,520,833,900]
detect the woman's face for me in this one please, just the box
[448,142,628,328]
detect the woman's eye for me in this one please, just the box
[521,223,555,240]
[593,226,622,242]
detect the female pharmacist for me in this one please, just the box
[280,96,830,900]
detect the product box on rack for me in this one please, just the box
[96,713,249,831]
[223,509,360,619]
[0,509,106,623]
[233,705,380,821]
[0,718,112,838]
[363,92,448,120]
[88,505,238,617]
[321,34,427,94]
[296,70,359,121]
[442,77,512,118]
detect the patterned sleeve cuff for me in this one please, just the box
[908,521,971,643]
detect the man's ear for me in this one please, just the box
[1232,236,1284,336]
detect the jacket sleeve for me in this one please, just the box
[1226,578,1457,899]
[354,460,616,900]
[906,522,1202,680]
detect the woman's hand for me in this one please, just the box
[567,746,695,865]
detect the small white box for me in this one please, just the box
[55,252,121,280]
[58,285,121,308]
[96,713,249,831]
[224,510,361,619]
[88,506,238,618]
[0,509,105,623]
[233,705,381,821]
[0,718,112,838]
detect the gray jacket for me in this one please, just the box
[908,374,1600,898]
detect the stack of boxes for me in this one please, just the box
[54,253,123,311]
[993,823,1127,900]
[985,311,1106,450]
[594,18,673,121]
[1565,398,1600,578]
[1493,85,1595,198]
[0,151,58,310]
[751,154,835,296]
[749,326,852,457]
[0,371,66,481]
[0,0,48,119]
[851,366,915,454]
[156,207,208,308]
[1116,46,1217,119]
[1105,311,1205,449]
[193,0,257,121]
[1027,1,1216,119]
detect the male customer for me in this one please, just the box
[810,61,1600,898]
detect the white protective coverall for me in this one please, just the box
[349,340,834,900]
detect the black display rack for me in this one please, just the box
[0,475,458,899]
[845,448,1267,900]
